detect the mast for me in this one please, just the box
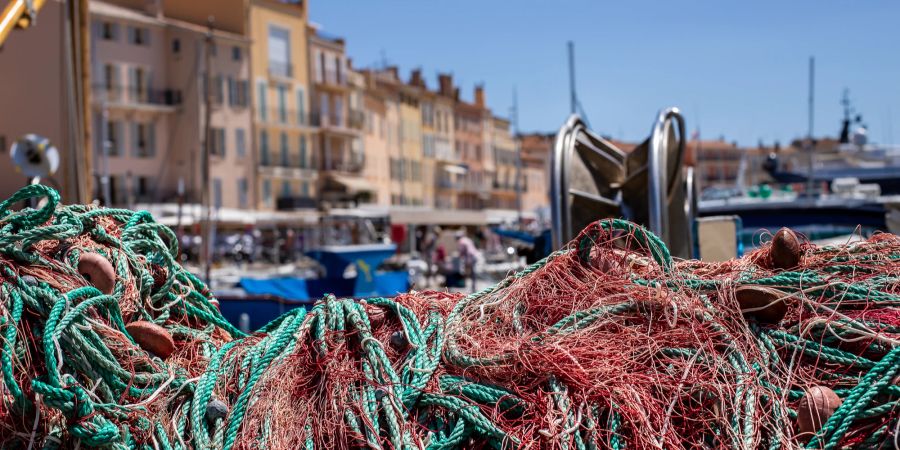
[806,56,815,198]
[512,87,522,227]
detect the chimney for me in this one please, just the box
[453,87,460,101]
[386,66,399,80]
[410,69,425,88]
[438,73,454,97]
[474,85,485,108]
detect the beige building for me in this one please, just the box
[490,116,518,210]
[519,133,551,213]
[249,0,317,211]
[309,30,368,206]
[431,75,458,209]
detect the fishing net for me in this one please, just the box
[0,184,899,449]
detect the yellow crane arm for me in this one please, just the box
[0,0,47,46]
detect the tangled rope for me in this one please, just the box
[0,185,899,449]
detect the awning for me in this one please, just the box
[442,164,468,175]
[327,174,376,195]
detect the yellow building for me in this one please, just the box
[489,116,519,210]
[249,0,317,211]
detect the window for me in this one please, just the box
[135,176,150,200]
[296,87,306,125]
[100,119,122,156]
[229,79,248,107]
[319,92,329,124]
[279,132,289,166]
[299,135,307,168]
[301,182,309,196]
[235,129,246,157]
[99,22,119,40]
[232,46,242,61]
[281,181,291,198]
[99,22,119,41]
[257,81,267,120]
[127,26,150,46]
[172,38,180,54]
[277,85,287,123]
[268,25,291,77]
[132,122,155,158]
[214,75,225,105]
[237,178,248,209]
[260,130,270,165]
[128,66,147,103]
[262,179,272,207]
[212,178,223,209]
[210,128,226,156]
[333,96,343,127]
[102,64,120,100]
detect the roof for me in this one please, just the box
[90,1,166,26]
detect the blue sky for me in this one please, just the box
[310,1,899,146]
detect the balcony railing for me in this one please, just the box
[265,108,314,126]
[317,69,345,86]
[269,62,293,79]
[323,157,364,173]
[94,84,182,106]
[259,152,314,170]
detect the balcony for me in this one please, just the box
[268,62,293,79]
[323,158,364,174]
[263,108,315,127]
[312,113,360,136]
[94,84,182,109]
[315,69,347,89]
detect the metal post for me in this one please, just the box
[512,87,523,228]
[201,18,215,284]
[100,102,112,205]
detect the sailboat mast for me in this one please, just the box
[806,56,815,197]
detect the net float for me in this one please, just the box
[77,252,116,294]
[796,386,842,436]
[126,320,175,359]
[734,285,790,324]
[770,228,802,270]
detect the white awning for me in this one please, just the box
[442,165,468,175]
[328,174,376,194]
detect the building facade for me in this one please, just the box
[249,0,316,211]
[309,30,368,206]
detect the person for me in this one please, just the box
[456,230,481,292]
[422,226,441,286]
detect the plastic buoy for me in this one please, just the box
[770,228,802,270]
[206,399,229,422]
[796,386,842,436]
[734,286,790,324]
[125,321,175,359]
[78,252,116,294]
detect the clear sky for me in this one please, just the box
[310,1,899,147]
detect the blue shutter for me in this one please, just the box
[257,81,267,120]
[296,88,305,124]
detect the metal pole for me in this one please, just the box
[806,56,815,198]
[201,18,215,284]
[512,87,523,228]
[100,101,112,205]
[567,41,576,115]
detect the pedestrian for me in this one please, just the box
[457,230,480,292]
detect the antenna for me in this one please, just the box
[568,41,576,115]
